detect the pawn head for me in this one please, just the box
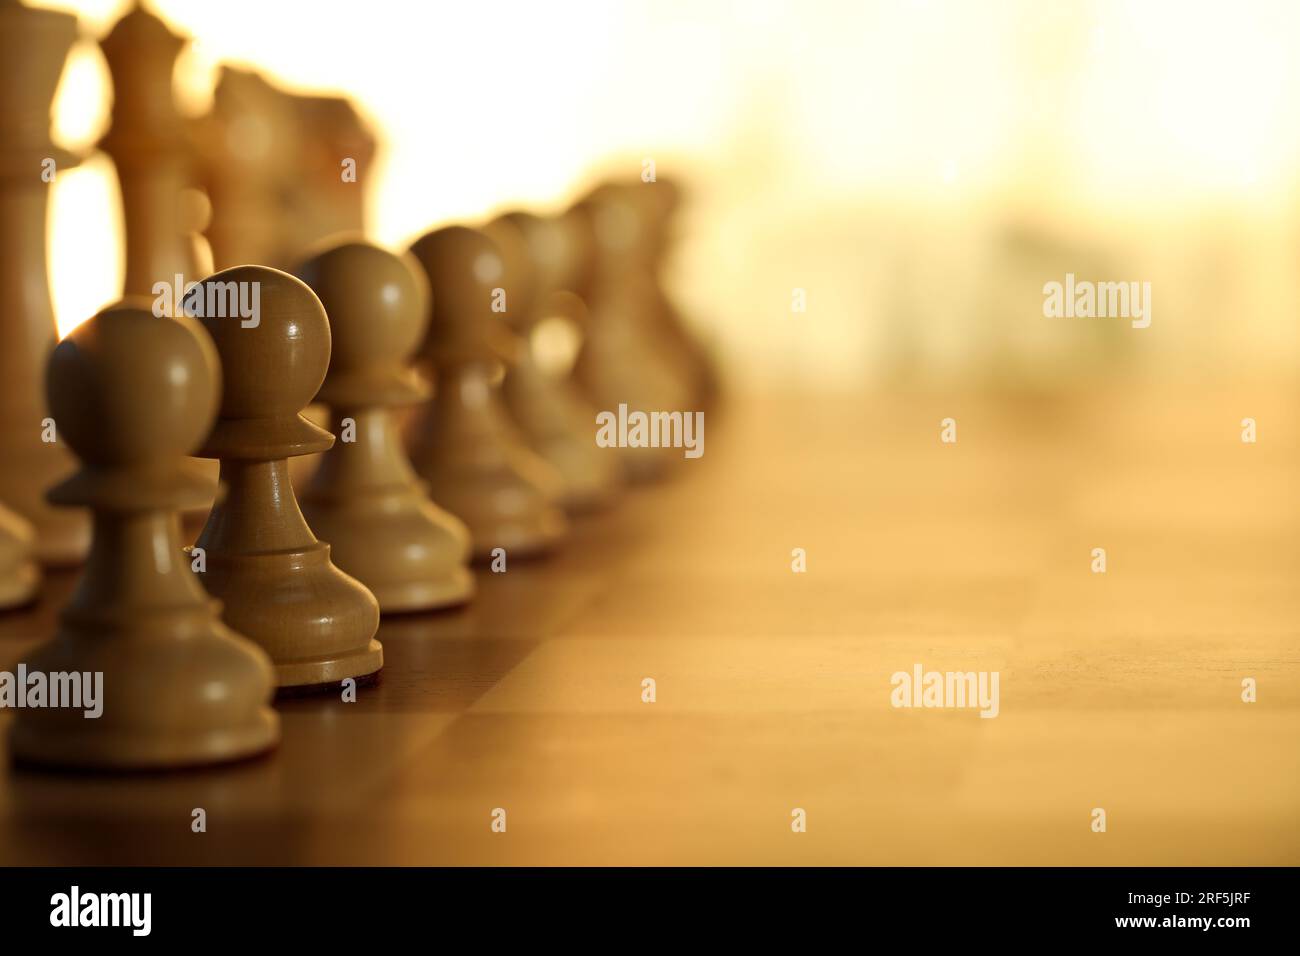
[501,209,594,302]
[482,214,538,332]
[186,265,333,458]
[46,302,219,480]
[294,240,430,408]
[573,182,655,277]
[406,225,517,365]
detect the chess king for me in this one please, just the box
[9,303,279,769]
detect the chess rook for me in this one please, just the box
[191,266,382,688]
[406,226,568,560]
[296,240,475,613]
[9,303,278,769]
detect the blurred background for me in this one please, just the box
[4,0,1299,868]
[29,0,1300,391]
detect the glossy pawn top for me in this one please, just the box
[190,265,335,460]
[407,225,519,367]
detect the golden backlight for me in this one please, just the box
[34,0,1300,388]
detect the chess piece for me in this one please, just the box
[196,70,376,272]
[571,184,692,481]
[190,265,382,688]
[284,95,374,257]
[99,4,212,296]
[635,176,720,403]
[0,0,90,564]
[194,68,299,270]
[100,5,222,514]
[277,93,376,494]
[406,226,567,559]
[8,303,279,769]
[0,501,39,610]
[485,212,621,513]
[295,240,474,612]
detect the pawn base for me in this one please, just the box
[469,508,568,561]
[274,638,384,689]
[300,496,475,615]
[196,540,383,690]
[10,712,279,771]
[618,445,676,484]
[371,568,475,614]
[423,451,570,563]
[8,610,280,771]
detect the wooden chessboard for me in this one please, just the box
[1,384,1297,865]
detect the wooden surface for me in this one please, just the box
[1,384,1298,865]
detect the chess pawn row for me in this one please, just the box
[9,304,279,769]
[485,212,622,514]
[406,226,568,560]
[295,240,475,613]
